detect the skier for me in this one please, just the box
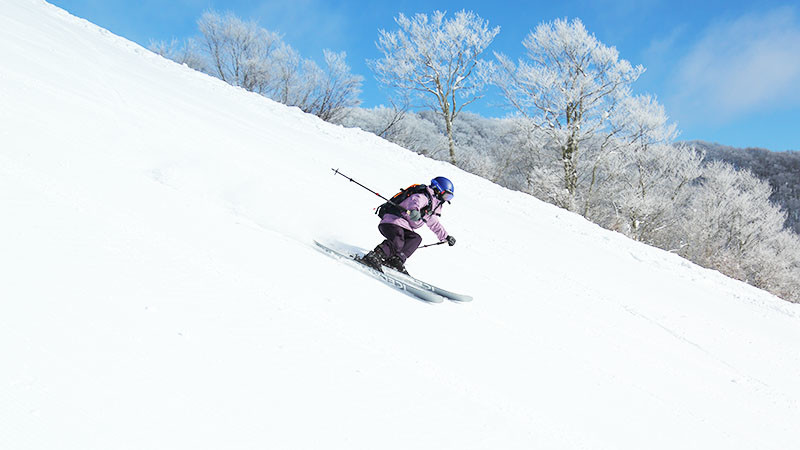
[361,176,457,274]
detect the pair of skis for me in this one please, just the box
[314,241,472,304]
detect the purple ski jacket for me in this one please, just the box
[380,186,448,241]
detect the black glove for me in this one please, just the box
[446,235,456,246]
[408,209,421,221]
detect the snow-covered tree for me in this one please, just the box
[696,142,800,235]
[448,113,529,184]
[677,160,800,300]
[602,143,703,247]
[267,48,362,122]
[196,11,281,94]
[149,38,205,70]
[585,95,687,239]
[268,44,316,108]
[306,50,363,122]
[339,107,449,158]
[371,10,499,165]
[495,18,644,210]
[152,11,361,124]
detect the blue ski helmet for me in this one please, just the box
[430,176,454,202]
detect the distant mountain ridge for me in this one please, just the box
[683,140,800,235]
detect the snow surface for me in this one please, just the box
[1,1,799,449]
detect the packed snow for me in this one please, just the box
[1,1,799,449]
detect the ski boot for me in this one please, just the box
[360,247,387,270]
[384,255,409,275]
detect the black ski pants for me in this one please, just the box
[377,223,422,262]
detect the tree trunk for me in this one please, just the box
[562,101,580,210]
[445,118,457,165]
[562,136,578,209]
[441,99,457,165]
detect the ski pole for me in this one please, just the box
[419,241,447,249]
[332,168,390,202]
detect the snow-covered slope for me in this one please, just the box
[2,1,799,449]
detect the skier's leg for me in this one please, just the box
[399,229,423,261]
[362,224,404,269]
[377,223,406,258]
[380,228,420,275]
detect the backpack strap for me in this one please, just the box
[376,184,435,220]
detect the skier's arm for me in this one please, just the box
[425,205,448,241]
[399,193,429,223]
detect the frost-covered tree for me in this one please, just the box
[371,10,499,165]
[340,107,531,187]
[196,11,281,94]
[587,95,688,239]
[269,44,316,107]
[339,107,448,158]
[149,38,205,70]
[266,47,361,121]
[601,143,703,247]
[693,141,800,234]
[150,11,361,123]
[616,94,678,151]
[495,18,644,210]
[677,160,800,300]
[750,229,800,303]
[306,50,363,122]
[335,96,411,140]
[448,113,528,184]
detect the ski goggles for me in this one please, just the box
[441,190,454,202]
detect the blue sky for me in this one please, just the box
[49,0,800,151]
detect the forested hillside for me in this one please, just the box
[687,141,800,234]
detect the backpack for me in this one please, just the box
[376,184,433,219]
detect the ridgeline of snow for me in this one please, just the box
[1,1,799,449]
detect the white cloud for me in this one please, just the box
[644,24,686,62]
[670,7,800,122]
